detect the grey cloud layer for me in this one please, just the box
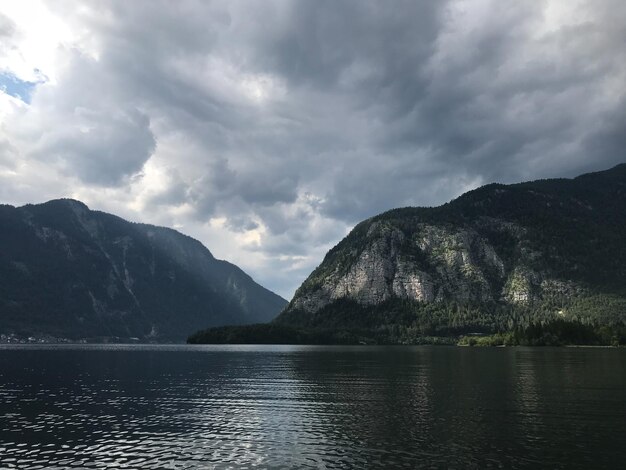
[2,0,625,298]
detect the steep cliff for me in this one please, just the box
[0,199,287,341]
[279,164,626,330]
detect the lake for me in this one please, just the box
[0,345,624,468]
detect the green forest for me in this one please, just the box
[189,296,626,346]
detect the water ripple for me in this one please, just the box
[0,345,624,468]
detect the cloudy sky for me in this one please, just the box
[0,1,624,299]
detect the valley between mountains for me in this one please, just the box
[2,164,626,345]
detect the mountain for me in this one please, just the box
[268,164,626,341]
[0,199,286,341]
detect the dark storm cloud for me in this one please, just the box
[36,106,156,185]
[3,0,625,297]
[252,1,442,87]
[582,101,626,173]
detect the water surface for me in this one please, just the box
[0,345,624,468]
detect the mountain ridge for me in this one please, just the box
[0,199,287,341]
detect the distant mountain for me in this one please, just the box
[260,164,626,343]
[0,199,286,341]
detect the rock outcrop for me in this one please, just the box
[288,220,549,313]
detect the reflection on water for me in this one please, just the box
[0,345,624,468]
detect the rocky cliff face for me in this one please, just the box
[288,219,562,313]
[0,199,287,341]
[283,164,626,322]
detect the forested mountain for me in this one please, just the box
[0,199,286,341]
[262,164,626,344]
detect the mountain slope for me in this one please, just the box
[0,199,286,341]
[277,164,626,333]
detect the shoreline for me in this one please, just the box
[2,341,621,348]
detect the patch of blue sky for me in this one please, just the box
[0,71,44,104]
